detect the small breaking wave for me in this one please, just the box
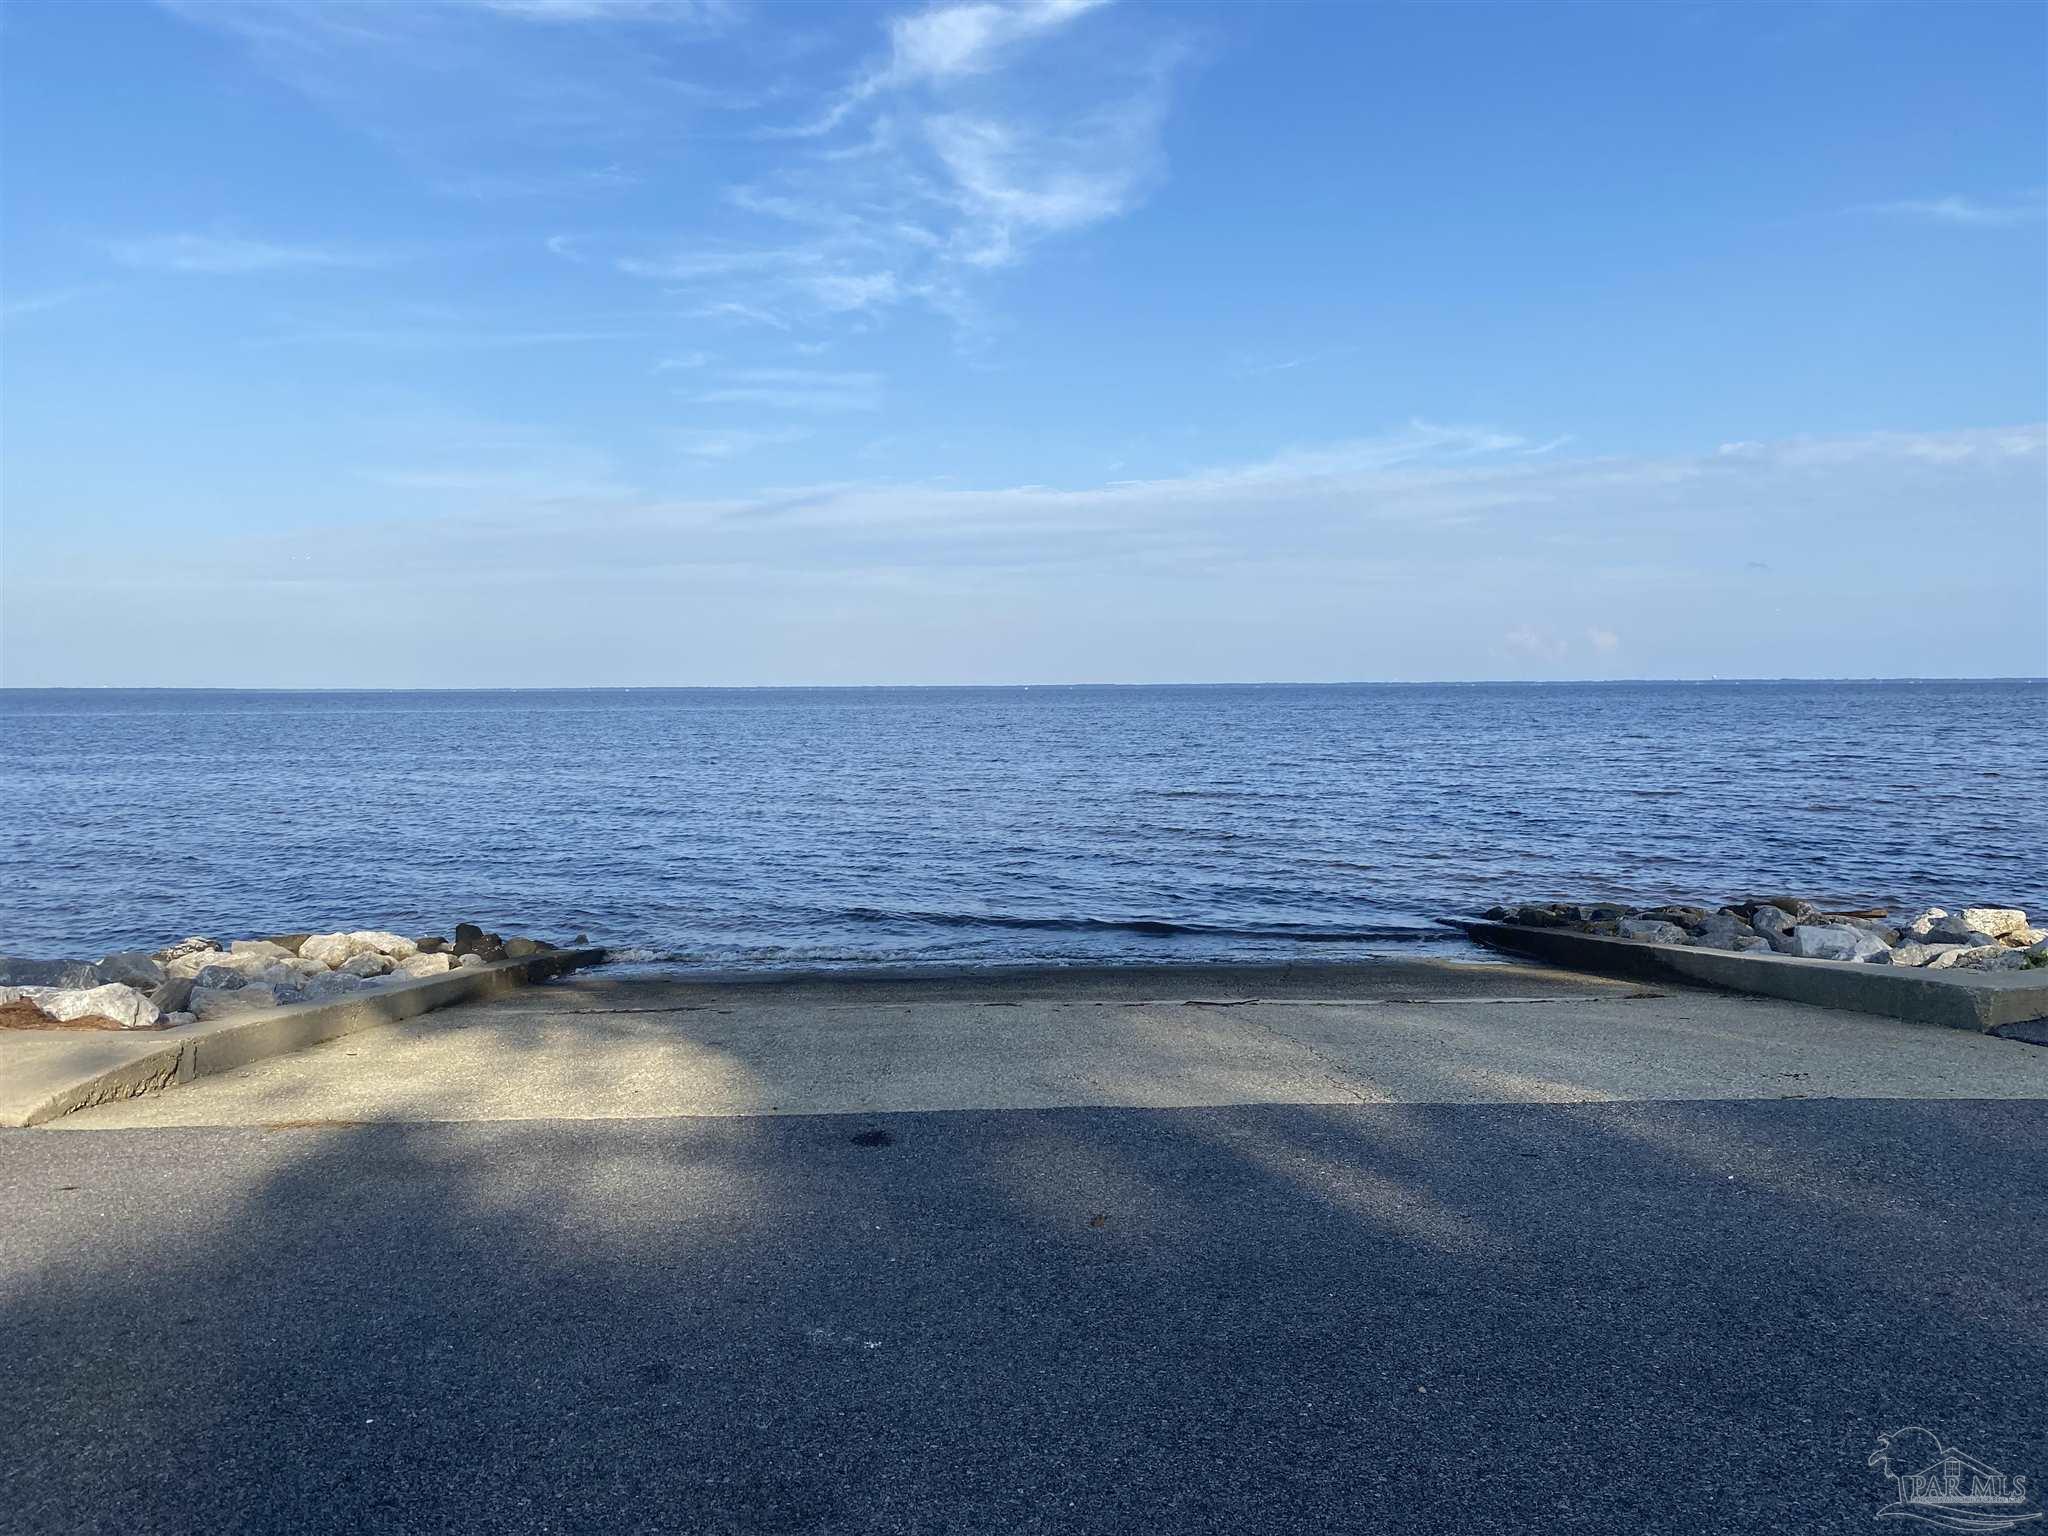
[837,907,1443,943]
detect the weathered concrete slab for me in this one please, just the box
[48,964,2048,1131]
[1448,920,2048,1032]
[0,949,605,1128]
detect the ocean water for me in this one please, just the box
[1,682,2042,968]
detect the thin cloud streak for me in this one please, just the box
[106,232,386,274]
[1866,194,2046,228]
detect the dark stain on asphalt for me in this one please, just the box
[848,1129,895,1148]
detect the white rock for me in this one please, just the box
[165,1011,197,1025]
[229,939,294,960]
[1901,909,1947,941]
[456,952,487,969]
[14,983,161,1029]
[169,947,278,981]
[394,952,451,979]
[0,985,49,1007]
[347,930,419,960]
[1618,918,1688,944]
[338,952,394,978]
[298,932,356,968]
[2003,925,2046,948]
[1880,943,1937,968]
[1790,925,1889,962]
[1959,907,2028,939]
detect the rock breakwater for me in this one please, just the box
[0,923,590,1030]
[1483,899,2048,972]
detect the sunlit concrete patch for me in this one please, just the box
[44,969,2048,1131]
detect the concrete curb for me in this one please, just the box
[1446,921,2048,1034]
[1,948,606,1128]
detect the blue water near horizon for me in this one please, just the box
[2,681,2042,967]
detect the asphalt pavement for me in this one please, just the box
[4,965,2043,1535]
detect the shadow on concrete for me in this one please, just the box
[4,1087,2045,1534]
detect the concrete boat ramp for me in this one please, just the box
[7,957,2045,1535]
[31,958,2048,1129]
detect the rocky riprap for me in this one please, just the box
[1481,899,2048,972]
[0,924,587,1032]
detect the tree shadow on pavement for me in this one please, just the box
[3,1093,2044,1535]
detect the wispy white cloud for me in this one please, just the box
[790,0,1112,136]
[464,0,734,21]
[0,287,97,323]
[106,232,383,274]
[673,425,811,459]
[689,367,883,412]
[608,0,1187,335]
[688,300,794,331]
[1866,194,2046,228]
[262,325,632,349]
[654,350,715,371]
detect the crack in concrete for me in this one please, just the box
[1231,1011,1381,1106]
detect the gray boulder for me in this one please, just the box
[167,947,275,981]
[1689,912,1756,949]
[151,975,197,1014]
[1749,905,1795,936]
[1926,914,2005,947]
[190,964,252,992]
[1937,945,2030,973]
[1744,897,1818,922]
[456,952,487,969]
[339,952,394,978]
[394,952,451,979]
[504,938,539,959]
[191,984,274,1021]
[1619,918,1689,945]
[303,971,369,1000]
[1790,925,1889,962]
[1879,943,1936,968]
[0,956,100,989]
[95,952,166,990]
[1640,906,1713,930]
[453,924,507,960]
[1731,935,1770,953]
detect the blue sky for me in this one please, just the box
[2,0,2043,686]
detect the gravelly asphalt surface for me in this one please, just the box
[4,1097,2044,1535]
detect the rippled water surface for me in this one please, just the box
[2,683,2041,966]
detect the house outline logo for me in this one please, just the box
[1869,1427,2042,1532]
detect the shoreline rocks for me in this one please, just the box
[1481,898,2047,972]
[0,922,577,1031]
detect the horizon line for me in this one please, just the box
[3,676,2044,694]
